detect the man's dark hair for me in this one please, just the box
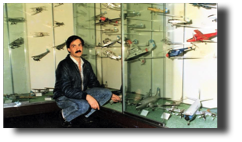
[66,35,84,49]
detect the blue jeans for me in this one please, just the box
[55,87,112,122]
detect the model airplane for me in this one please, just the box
[187,30,217,43]
[33,32,49,37]
[161,38,185,46]
[164,106,185,118]
[31,6,46,15]
[5,17,25,25]
[163,94,216,125]
[32,88,49,94]
[125,39,156,61]
[136,87,168,110]
[102,36,121,48]
[102,3,120,11]
[54,42,65,50]
[128,23,145,30]
[54,3,64,7]
[96,16,121,26]
[168,18,192,27]
[195,109,217,121]
[164,96,185,107]
[126,89,152,106]
[101,27,119,33]
[148,7,169,14]
[32,49,50,61]
[54,21,64,27]
[166,46,196,58]
[103,49,121,60]
[124,11,141,18]
[9,37,24,49]
[182,95,214,125]
[208,14,217,22]
[190,3,217,9]
[94,11,107,20]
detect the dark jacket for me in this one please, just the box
[53,54,100,99]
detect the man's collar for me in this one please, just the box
[69,54,84,66]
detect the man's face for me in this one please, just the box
[68,39,83,58]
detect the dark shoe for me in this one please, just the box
[59,110,72,128]
[62,121,72,128]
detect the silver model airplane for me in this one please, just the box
[136,87,168,110]
[161,38,185,45]
[128,23,145,30]
[54,21,64,27]
[54,42,65,50]
[101,27,119,33]
[5,17,25,25]
[31,6,46,15]
[126,89,152,106]
[32,49,50,61]
[103,50,121,60]
[168,18,192,27]
[124,11,141,18]
[102,36,121,47]
[102,3,120,11]
[125,39,156,61]
[195,109,217,121]
[164,106,185,118]
[9,37,24,49]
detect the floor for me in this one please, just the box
[4,110,123,128]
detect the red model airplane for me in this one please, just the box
[187,30,217,43]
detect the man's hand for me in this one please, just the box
[86,94,100,110]
[111,94,121,102]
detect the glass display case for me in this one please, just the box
[3,3,217,128]
[3,3,75,107]
[93,3,123,112]
[121,3,217,128]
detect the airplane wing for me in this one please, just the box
[196,109,217,120]
[194,30,207,39]
[32,49,50,61]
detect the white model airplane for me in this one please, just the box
[102,49,121,60]
[183,96,212,125]
[163,91,216,125]
[168,18,192,27]
[102,36,121,48]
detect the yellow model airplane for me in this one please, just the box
[147,7,169,14]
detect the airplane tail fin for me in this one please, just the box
[189,19,193,24]
[155,87,160,97]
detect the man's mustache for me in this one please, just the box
[75,50,82,53]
